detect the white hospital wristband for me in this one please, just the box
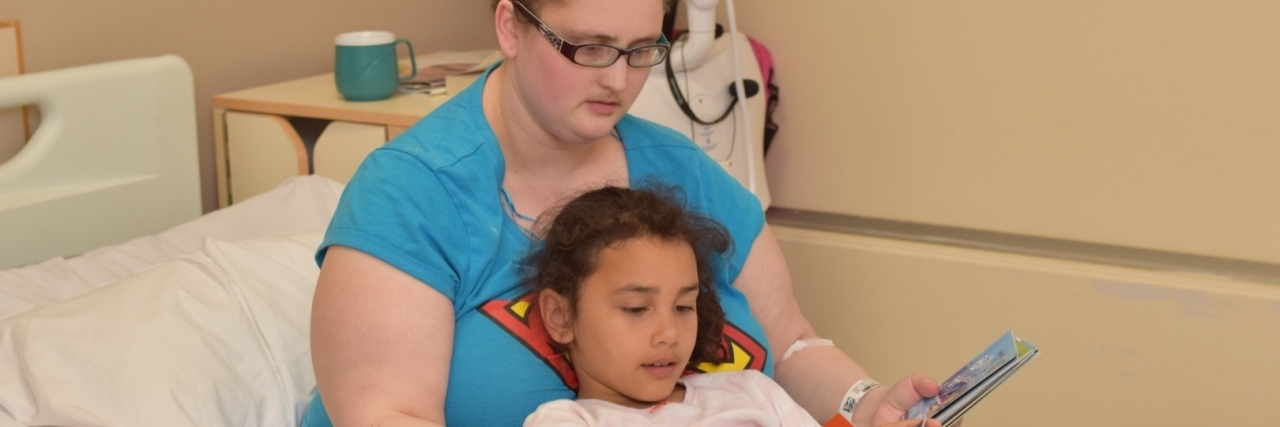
[838,379,882,423]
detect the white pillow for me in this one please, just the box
[0,229,322,427]
[0,175,344,319]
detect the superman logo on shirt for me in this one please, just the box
[481,291,768,390]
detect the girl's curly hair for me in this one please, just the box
[526,184,732,368]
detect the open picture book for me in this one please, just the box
[905,330,1040,427]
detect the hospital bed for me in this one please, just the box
[0,56,341,426]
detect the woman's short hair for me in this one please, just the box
[526,184,732,367]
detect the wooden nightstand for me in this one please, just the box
[212,49,497,208]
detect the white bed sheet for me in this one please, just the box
[0,228,323,426]
[0,175,346,427]
[0,175,344,319]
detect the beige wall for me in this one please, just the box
[723,1,1280,424]
[776,225,1280,427]
[0,21,26,163]
[734,1,1280,264]
[0,0,498,212]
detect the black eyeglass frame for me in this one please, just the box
[511,0,671,68]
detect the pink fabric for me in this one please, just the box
[748,37,774,105]
[524,370,820,427]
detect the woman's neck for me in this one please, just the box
[483,63,628,218]
[487,65,592,170]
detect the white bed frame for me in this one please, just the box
[0,55,201,269]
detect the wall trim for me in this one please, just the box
[766,208,1280,285]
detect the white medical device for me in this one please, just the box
[628,0,771,208]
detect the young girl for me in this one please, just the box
[521,185,823,426]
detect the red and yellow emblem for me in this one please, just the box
[481,291,768,390]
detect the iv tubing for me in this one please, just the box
[723,0,757,193]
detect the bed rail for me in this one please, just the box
[0,55,201,269]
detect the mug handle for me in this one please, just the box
[397,39,417,81]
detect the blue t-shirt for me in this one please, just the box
[303,65,770,427]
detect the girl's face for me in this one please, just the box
[553,236,699,407]
[509,0,665,144]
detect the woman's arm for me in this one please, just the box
[311,245,454,427]
[735,225,941,427]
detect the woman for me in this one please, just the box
[306,0,946,426]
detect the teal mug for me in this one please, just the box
[334,31,417,101]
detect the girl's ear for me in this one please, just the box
[539,289,575,344]
[494,0,522,59]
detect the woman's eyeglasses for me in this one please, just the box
[511,0,670,68]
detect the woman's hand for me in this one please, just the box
[873,420,943,427]
[853,372,953,427]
